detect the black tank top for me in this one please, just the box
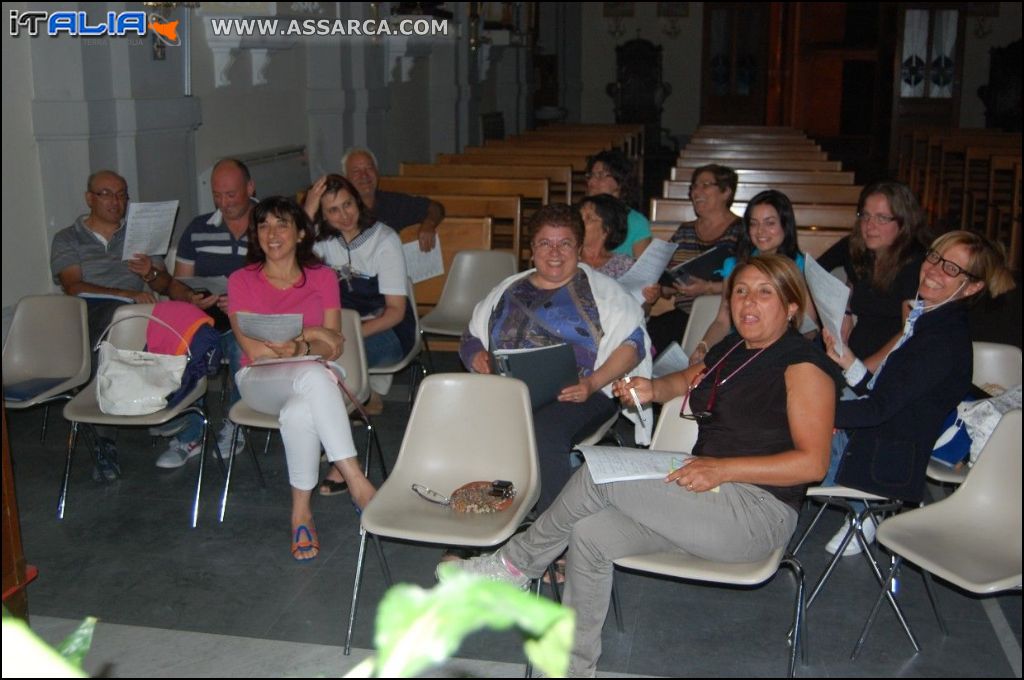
[689,329,842,510]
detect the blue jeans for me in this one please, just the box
[176,331,244,443]
[823,428,866,513]
[364,329,404,368]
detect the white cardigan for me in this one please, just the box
[467,263,653,444]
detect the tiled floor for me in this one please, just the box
[6,352,1021,677]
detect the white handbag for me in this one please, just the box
[94,314,190,416]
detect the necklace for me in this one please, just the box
[680,339,771,420]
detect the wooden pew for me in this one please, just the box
[663,179,863,204]
[686,141,821,153]
[400,162,572,203]
[379,176,549,205]
[650,199,855,230]
[678,158,841,171]
[422,193,522,263]
[675,167,855,185]
[648,221,848,260]
[398,216,493,316]
[438,152,590,172]
[681,149,830,162]
[695,125,807,136]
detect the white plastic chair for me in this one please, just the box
[680,294,722,357]
[344,373,541,655]
[853,409,1022,658]
[60,304,210,527]
[219,309,386,521]
[368,278,427,405]
[610,395,807,677]
[3,295,91,443]
[927,341,1022,486]
[419,249,518,344]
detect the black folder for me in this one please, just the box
[492,343,579,410]
[659,244,733,286]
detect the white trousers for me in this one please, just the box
[236,361,357,490]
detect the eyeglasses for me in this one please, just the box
[585,171,613,181]
[90,190,129,201]
[925,249,979,280]
[533,239,578,253]
[689,180,719,191]
[679,367,718,424]
[856,211,895,225]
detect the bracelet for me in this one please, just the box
[696,341,709,353]
[143,268,159,283]
[303,340,312,356]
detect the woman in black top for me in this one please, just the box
[817,180,931,361]
[442,255,842,677]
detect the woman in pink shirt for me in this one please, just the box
[229,196,375,561]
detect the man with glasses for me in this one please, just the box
[49,169,170,483]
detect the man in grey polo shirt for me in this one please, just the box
[50,169,170,483]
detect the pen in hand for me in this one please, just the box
[622,375,647,428]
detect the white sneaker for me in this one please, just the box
[216,421,243,460]
[824,516,877,557]
[155,438,202,469]
[436,552,530,590]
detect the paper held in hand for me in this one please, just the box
[402,235,444,283]
[803,254,851,356]
[615,238,678,302]
[121,200,179,259]
[236,312,303,343]
[576,445,693,483]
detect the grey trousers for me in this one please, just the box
[501,465,798,676]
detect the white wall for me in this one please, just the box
[2,15,52,310]
[960,2,1022,128]
[579,2,703,135]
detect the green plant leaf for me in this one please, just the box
[55,616,97,668]
[369,565,573,678]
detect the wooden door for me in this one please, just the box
[701,3,771,125]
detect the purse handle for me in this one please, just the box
[94,312,193,359]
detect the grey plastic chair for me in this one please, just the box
[344,373,540,656]
[219,309,386,521]
[419,249,518,341]
[3,295,91,443]
[611,395,807,677]
[854,409,1022,659]
[60,304,210,527]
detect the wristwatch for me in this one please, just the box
[302,340,312,356]
[143,269,159,283]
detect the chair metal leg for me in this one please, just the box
[790,502,830,555]
[855,518,920,652]
[780,556,806,676]
[545,563,562,602]
[921,568,949,635]
[190,408,209,528]
[345,528,369,656]
[219,424,243,523]
[41,404,50,444]
[56,421,80,519]
[852,556,905,659]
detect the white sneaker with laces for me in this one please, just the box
[155,438,203,469]
[436,552,530,590]
[216,421,243,460]
[824,516,877,557]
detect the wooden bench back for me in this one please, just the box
[398,216,493,310]
[681,149,829,162]
[663,180,863,204]
[675,167,854,185]
[401,163,572,203]
[423,193,522,260]
[438,152,590,172]
[678,157,840,171]
[650,199,855,230]
[379,176,549,204]
[649,223,847,260]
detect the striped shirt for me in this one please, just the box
[175,209,249,277]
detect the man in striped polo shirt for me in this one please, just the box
[154,158,256,469]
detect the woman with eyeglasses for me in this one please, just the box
[817,180,931,364]
[647,164,746,356]
[585,149,652,258]
[445,255,841,677]
[817,230,1015,556]
[461,203,652,511]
